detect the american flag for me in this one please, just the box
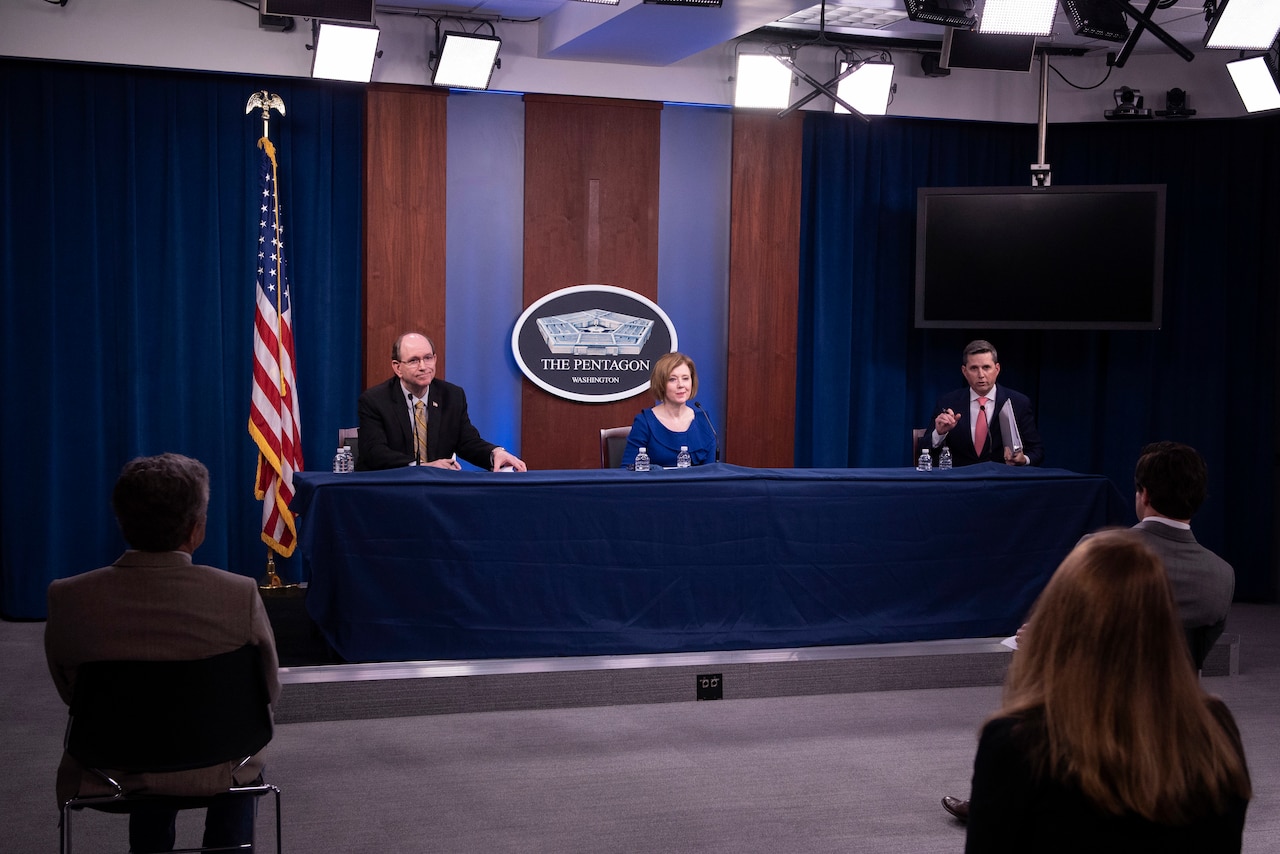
[248,137,303,557]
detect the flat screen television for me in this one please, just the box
[914,184,1165,330]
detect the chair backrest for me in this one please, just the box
[67,643,272,773]
[338,426,359,467]
[600,426,631,469]
[1185,619,1227,672]
[911,428,927,464]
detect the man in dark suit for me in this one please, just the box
[45,453,279,852]
[941,440,1235,824]
[919,339,1043,467]
[356,331,527,472]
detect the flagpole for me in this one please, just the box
[246,89,298,591]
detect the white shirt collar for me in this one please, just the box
[1143,515,1191,531]
[401,381,429,406]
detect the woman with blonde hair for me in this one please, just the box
[965,529,1251,852]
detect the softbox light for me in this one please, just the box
[733,54,792,110]
[1059,0,1129,43]
[311,22,380,83]
[903,0,976,29]
[1226,55,1280,112]
[1205,0,1280,51]
[979,0,1057,36]
[834,62,895,116]
[432,32,501,90]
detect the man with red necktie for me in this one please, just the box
[918,339,1044,468]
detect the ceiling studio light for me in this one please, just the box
[643,0,722,6]
[1226,55,1280,112]
[1205,0,1280,51]
[733,53,792,110]
[571,0,620,4]
[904,0,976,28]
[1059,0,1129,43]
[834,62,895,116]
[433,32,501,90]
[311,22,380,83]
[978,0,1057,35]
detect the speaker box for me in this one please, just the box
[259,0,375,25]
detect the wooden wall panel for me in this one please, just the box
[522,95,663,470]
[363,85,449,388]
[726,113,804,468]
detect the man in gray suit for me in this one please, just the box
[1131,440,1235,665]
[942,440,1236,824]
[46,453,280,852]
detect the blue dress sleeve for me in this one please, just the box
[689,409,717,465]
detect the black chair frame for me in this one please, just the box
[59,644,282,853]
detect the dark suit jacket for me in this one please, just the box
[45,551,280,805]
[356,376,497,471]
[919,385,1044,467]
[966,700,1248,853]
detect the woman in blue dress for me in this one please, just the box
[620,351,717,468]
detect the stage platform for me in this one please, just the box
[275,633,1240,725]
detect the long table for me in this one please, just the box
[291,463,1126,662]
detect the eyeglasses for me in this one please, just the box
[396,354,436,368]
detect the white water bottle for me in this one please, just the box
[916,448,932,472]
[939,446,953,470]
[634,447,650,472]
[676,446,691,468]
[333,447,349,473]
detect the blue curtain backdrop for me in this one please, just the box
[798,112,1280,602]
[0,59,364,618]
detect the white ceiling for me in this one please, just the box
[379,0,1217,66]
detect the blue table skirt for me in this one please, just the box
[291,463,1126,662]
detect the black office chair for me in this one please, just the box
[1186,618,1227,672]
[911,428,928,464]
[600,426,631,469]
[60,643,282,854]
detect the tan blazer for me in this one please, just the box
[45,550,280,806]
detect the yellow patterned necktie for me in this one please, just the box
[414,400,429,464]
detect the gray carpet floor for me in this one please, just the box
[5,604,1279,852]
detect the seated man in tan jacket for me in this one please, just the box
[45,453,280,852]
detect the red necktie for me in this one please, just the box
[974,397,988,456]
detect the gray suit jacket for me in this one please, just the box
[1133,519,1235,629]
[45,550,280,805]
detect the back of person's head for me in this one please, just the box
[1134,441,1208,520]
[962,339,997,363]
[650,351,699,402]
[1003,529,1249,822]
[111,453,210,551]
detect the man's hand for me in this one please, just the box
[492,448,528,472]
[934,408,961,436]
[424,456,461,470]
[1004,447,1028,466]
